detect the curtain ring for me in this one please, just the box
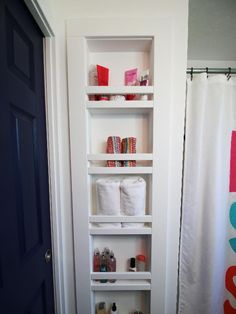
[227,67,231,80]
[206,67,209,78]
[190,67,193,81]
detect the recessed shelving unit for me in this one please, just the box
[67,18,165,314]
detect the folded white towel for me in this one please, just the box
[120,177,146,228]
[96,177,121,228]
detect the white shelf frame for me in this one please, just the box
[67,18,174,314]
[91,272,151,280]
[90,227,152,235]
[89,215,152,223]
[88,167,153,174]
[91,280,151,291]
[86,86,154,95]
[87,153,153,161]
[86,100,154,109]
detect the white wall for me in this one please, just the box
[188,0,236,61]
[38,1,189,313]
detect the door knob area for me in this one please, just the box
[45,249,52,263]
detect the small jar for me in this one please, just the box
[136,255,146,271]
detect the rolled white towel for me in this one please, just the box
[96,177,121,228]
[120,177,146,228]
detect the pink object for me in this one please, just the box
[125,68,138,101]
[230,131,236,192]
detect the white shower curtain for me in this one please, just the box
[179,73,236,314]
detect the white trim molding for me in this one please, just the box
[24,1,66,314]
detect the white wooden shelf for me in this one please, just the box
[91,272,151,280]
[90,227,152,235]
[88,167,153,174]
[89,215,152,223]
[86,86,154,95]
[86,100,154,109]
[87,153,153,161]
[91,280,151,291]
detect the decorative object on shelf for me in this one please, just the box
[129,257,137,272]
[136,255,146,271]
[96,178,121,228]
[96,302,106,314]
[121,137,137,166]
[120,177,146,228]
[125,68,138,100]
[106,136,122,167]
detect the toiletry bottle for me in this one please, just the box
[107,250,116,283]
[129,257,136,272]
[110,302,117,314]
[136,255,146,271]
[96,302,106,314]
[93,248,101,272]
[100,253,107,283]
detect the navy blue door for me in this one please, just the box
[0,0,55,313]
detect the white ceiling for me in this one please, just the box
[188,0,236,60]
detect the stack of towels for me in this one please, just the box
[96,177,146,228]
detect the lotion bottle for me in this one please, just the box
[110,302,117,314]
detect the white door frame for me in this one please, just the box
[24,1,65,313]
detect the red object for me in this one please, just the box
[136,255,146,261]
[230,131,236,192]
[97,65,109,86]
[224,266,236,313]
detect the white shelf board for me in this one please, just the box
[91,272,151,280]
[86,86,154,95]
[87,153,153,161]
[89,215,152,223]
[91,280,151,291]
[86,100,153,109]
[90,227,152,235]
[88,167,153,174]
[87,37,153,52]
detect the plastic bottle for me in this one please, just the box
[93,248,101,273]
[136,255,146,271]
[110,302,117,313]
[100,253,107,283]
[129,257,136,272]
[107,250,116,283]
[96,302,106,314]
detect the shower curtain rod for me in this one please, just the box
[187,67,236,75]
